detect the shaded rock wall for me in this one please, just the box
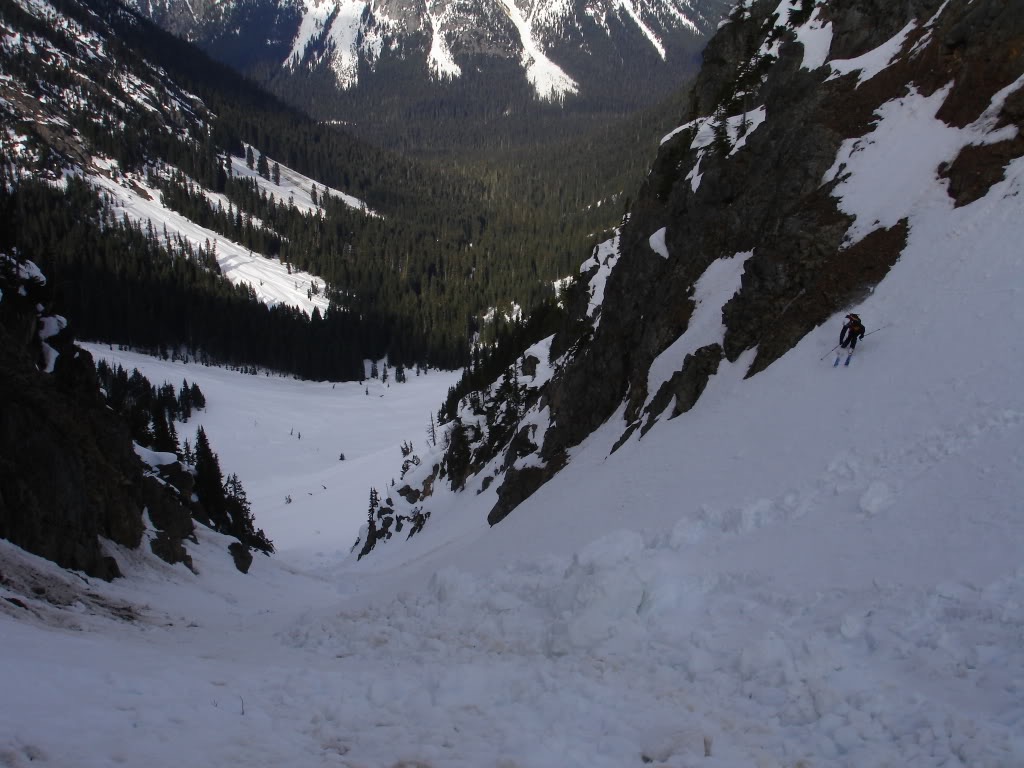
[0,261,196,579]
[479,0,1024,525]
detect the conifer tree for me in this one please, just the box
[194,426,227,528]
[190,382,206,409]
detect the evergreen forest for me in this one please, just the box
[0,0,695,380]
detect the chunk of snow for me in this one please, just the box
[649,227,669,259]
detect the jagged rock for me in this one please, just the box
[228,542,253,574]
[471,0,1024,528]
[0,328,145,580]
[641,343,724,437]
[502,424,540,472]
[488,465,552,527]
[941,136,1024,207]
[521,354,540,379]
[142,475,196,571]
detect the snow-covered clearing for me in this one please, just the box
[228,150,371,218]
[90,163,331,316]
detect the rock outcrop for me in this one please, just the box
[351,0,1024,554]
[0,256,197,579]
[457,0,1024,531]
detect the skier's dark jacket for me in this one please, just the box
[840,315,865,349]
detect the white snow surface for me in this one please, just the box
[792,6,833,71]
[581,233,621,326]
[86,156,356,319]
[494,0,579,100]
[285,0,381,90]
[643,250,754,415]
[828,20,917,86]
[4,50,1024,768]
[426,4,462,79]
[614,0,667,59]
[230,148,372,217]
[648,226,669,258]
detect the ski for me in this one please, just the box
[844,354,852,366]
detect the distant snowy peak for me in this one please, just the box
[275,0,728,98]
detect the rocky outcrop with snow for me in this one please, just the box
[0,254,199,579]
[368,0,1024,541]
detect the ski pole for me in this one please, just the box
[820,344,840,361]
[863,323,891,338]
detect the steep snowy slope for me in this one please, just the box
[2,141,1021,764]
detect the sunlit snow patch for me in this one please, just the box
[828,20,917,86]
[649,227,669,259]
[644,250,754,413]
[230,148,373,216]
[427,8,462,79]
[494,0,578,100]
[89,160,331,316]
[582,233,621,326]
[824,78,1022,245]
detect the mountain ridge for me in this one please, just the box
[127,0,732,113]
[354,0,1024,554]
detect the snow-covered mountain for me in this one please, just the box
[129,0,732,101]
[0,0,363,316]
[2,0,1023,764]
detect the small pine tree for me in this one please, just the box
[358,488,381,560]
[712,108,732,156]
[271,162,281,185]
[178,379,193,420]
[256,152,270,180]
[189,382,206,409]
[194,426,227,528]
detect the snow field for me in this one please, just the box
[80,345,462,557]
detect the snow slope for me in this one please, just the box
[90,148,374,317]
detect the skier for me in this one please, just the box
[835,313,865,366]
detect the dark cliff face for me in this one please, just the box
[0,258,196,580]
[482,0,1024,525]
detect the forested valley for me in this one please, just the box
[0,0,694,380]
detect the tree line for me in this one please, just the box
[93,358,272,553]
